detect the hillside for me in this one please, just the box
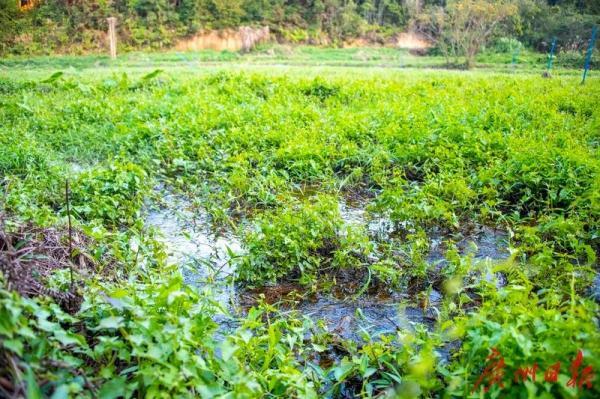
[1,0,598,57]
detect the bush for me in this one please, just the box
[237,195,372,286]
[555,50,600,70]
[490,37,523,53]
[71,162,149,226]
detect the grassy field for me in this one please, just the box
[1,49,599,398]
[1,45,590,77]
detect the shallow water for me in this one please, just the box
[290,293,439,341]
[429,226,509,289]
[147,190,510,341]
[338,197,395,240]
[145,192,241,309]
[339,197,509,274]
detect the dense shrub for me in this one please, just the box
[71,163,149,226]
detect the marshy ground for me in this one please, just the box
[1,53,599,398]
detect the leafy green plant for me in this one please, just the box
[446,285,600,398]
[237,195,343,286]
[70,162,149,226]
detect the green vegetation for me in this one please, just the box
[2,0,599,68]
[238,195,373,286]
[1,64,599,398]
[1,44,595,73]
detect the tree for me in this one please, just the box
[451,0,517,68]
[316,0,364,45]
[417,0,518,68]
[0,0,22,54]
[415,5,455,65]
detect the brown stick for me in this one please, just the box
[0,375,14,392]
[65,180,74,289]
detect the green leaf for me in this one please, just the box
[95,316,125,330]
[333,361,354,382]
[3,339,23,356]
[98,376,127,399]
[41,71,64,84]
[53,330,85,347]
[142,69,163,81]
[220,340,237,362]
[312,343,326,352]
[50,384,69,399]
[26,368,42,399]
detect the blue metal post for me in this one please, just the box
[582,26,597,84]
[546,37,556,72]
[512,46,520,69]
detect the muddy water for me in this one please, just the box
[293,199,511,339]
[339,197,509,264]
[146,191,510,342]
[291,294,438,341]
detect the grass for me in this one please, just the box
[0,51,599,398]
[0,45,592,77]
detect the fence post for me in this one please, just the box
[582,26,597,84]
[107,17,117,60]
[546,37,556,72]
[511,46,520,71]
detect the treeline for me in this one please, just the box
[0,0,598,55]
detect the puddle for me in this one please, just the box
[289,188,394,240]
[68,162,86,174]
[49,160,89,176]
[293,293,440,341]
[145,191,241,311]
[458,227,509,260]
[146,189,510,344]
[408,225,508,264]
[145,190,435,340]
[338,198,366,226]
[338,196,509,266]
[297,298,428,341]
[240,287,440,341]
[428,226,509,289]
[338,197,396,240]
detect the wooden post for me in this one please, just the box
[107,17,117,59]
